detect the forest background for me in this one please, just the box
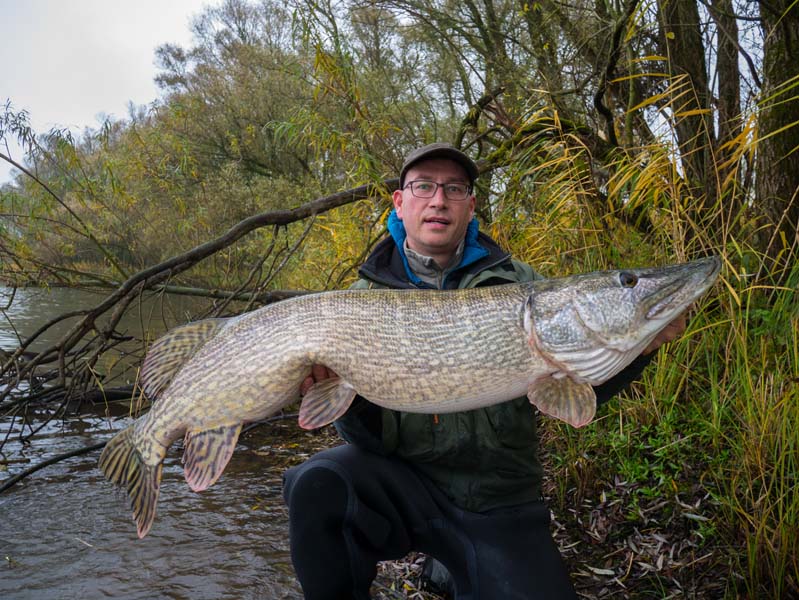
[1,0,798,597]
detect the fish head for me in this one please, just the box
[524,256,721,384]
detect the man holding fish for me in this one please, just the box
[283,143,693,599]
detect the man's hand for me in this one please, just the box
[643,310,688,355]
[300,364,338,395]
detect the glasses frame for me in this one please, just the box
[403,179,473,201]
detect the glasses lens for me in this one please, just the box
[408,181,470,200]
[410,181,436,198]
[443,184,469,200]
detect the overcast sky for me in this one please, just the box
[1,0,216,184]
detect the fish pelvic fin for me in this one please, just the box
[298,377,357,430]
[528,376,597,428]
[140,318,230,400]
[98,425,164,539]
[182,424,243,492]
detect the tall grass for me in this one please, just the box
[628,257,798,597]
[710,264,798,597]
[490,103,798,596]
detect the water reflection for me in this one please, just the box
[0,285,201,349]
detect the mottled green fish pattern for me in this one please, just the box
[99,257,721,538]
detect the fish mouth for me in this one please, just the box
[643,278,687,319]
[642,256,721,320]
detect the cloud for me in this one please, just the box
[1,0,211,183]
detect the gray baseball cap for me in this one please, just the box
[398,142,479,189]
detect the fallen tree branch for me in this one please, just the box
[0,181,390,408]
[0,441,107,494]
[150,285,310,304]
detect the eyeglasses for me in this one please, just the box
[403,180,472,201]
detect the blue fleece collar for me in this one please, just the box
[387,210,489,286]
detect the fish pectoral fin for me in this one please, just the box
[527,376,597,428]
[182,424,243,492]
[140,318,230,400]
[298,377,357,430]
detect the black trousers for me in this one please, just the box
[282,444,577,600]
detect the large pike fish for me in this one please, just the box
[99,256,720,537]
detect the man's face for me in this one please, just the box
[393,158,476,266]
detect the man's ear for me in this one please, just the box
[393,189,404,218]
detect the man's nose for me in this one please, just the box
[427,185,447,206]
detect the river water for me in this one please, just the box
[0,286,307,599]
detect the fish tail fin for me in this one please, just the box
[99,425,164,539]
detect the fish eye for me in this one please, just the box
[619,272,638,288]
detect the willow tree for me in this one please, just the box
[288,0,791,275]
[153,0,319,182]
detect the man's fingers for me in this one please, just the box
[300,365,339,395]
[300,375,315,396]
[643,311,689,355]
[312,364,332,381]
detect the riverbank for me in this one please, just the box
[0,394,767,599]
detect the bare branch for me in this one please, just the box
[593,0,641,148]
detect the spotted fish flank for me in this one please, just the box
[99,257,721,538]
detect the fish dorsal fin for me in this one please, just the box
[182,424,243,492]
[298,377,357,430]
[140,318,230,400]
[527,375,597,428]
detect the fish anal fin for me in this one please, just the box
[528,376,597,428]
[298,377,357,430]
[140,318,230,400]
[98,425,165,538]
[182,424,243,492]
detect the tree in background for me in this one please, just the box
[3,0,795,285]
[1,0,798,596]
[755,0,799,275]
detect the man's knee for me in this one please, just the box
[283,444,378,504]
[283,460,350,518]
[282,445,405,551]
